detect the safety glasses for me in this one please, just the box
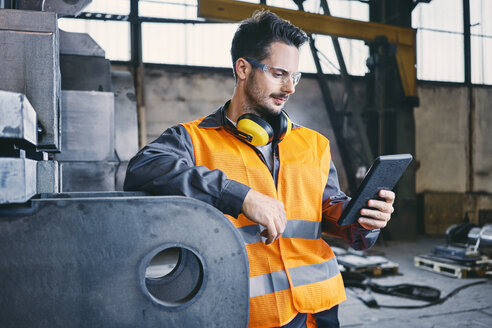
[245,58,302,86]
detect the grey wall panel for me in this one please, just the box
[0,10,60,151]
[37,160,59,194]
[60,55,112,92]
[415,85,469,193]
[0,158,37,204]
[59,29,105,57]
[473,88,492,193]
[55,91,115,162]
[0,90,37,146]
[112,71,138,161]
[60,162,116,192]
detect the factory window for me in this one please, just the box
[141,22,238,67]
[58,19,131,61]
[470,0,492,85]
[139,0,198,19]
[412,0,492,85]
[412,0,464,83]
[57,0,131,61]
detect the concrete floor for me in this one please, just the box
[337,236,492,327]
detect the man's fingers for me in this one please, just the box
[265,223,278,245]
[367,199,394,213]
[379,190,395,203]
[358,217,387,229]
[361,208,390,221]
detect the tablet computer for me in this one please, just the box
[337,154,413,226]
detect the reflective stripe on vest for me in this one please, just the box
[238,220,322,245]
[250,257,340,298]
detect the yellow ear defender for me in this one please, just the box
[235,111,292,147]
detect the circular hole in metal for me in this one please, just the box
[143,245,205,309]
[145,247,181,279]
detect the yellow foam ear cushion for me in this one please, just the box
[237,118,272,146]
[284,114,292,138]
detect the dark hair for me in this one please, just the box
[230,10,308,79]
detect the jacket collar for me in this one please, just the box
[198,100,301,129]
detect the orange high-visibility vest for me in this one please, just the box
[182,117,346,328]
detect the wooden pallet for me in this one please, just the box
[338,255,399,276]
[414,255,489,279]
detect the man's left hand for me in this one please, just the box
[357,190,395,230]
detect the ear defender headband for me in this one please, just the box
[235,111,292,147]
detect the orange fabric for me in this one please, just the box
[306,313,318,328]
[182,118,346,327]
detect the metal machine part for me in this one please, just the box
[0,90,37,147]
[0,196,250,327]
[17,0,92,16]
[60,55,113,92]
[0,9,60,151]
[0,157,37,204]
[55,90,115,162]
[112,70,139,162]
[468,225,492,249]
[60,162,117,192]
[59,29,105,57]
[37,160,59,193]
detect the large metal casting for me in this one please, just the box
[60,55,113,92]
[0,196,250,327]
[0,157,37,204]
[55,90,115,162]
[59,29,105,58]
[0,90,37,147]
[0,9,60,151]
[60,162,117,192]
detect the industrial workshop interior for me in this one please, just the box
[0,0,491,327]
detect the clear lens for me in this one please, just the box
[266,66,301,86]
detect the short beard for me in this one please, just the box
[243,70,282,120]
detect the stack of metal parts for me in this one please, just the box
[0,0,138,198]
[0,9,61,203]
[54,28,138,192]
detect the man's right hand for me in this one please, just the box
[241,189,287,245]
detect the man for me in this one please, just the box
[124,10,395,328]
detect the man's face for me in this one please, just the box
[243,42,300,119]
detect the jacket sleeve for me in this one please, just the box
[321,160,380,250]
[123,124,251,218]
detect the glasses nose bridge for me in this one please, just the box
[284,73,300,86]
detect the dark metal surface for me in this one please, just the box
[60,162,117,192]
[116,161,129,191]
[16,0,43,11]
[112,71,139,162]
[0,157,37,204]
[59,29,105,57]
[60,55,112,92]
[55,90,115,162]
[0,196,250,327]
[0,9,60,151]
[43,0,92,17]
[0,90,37,146]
